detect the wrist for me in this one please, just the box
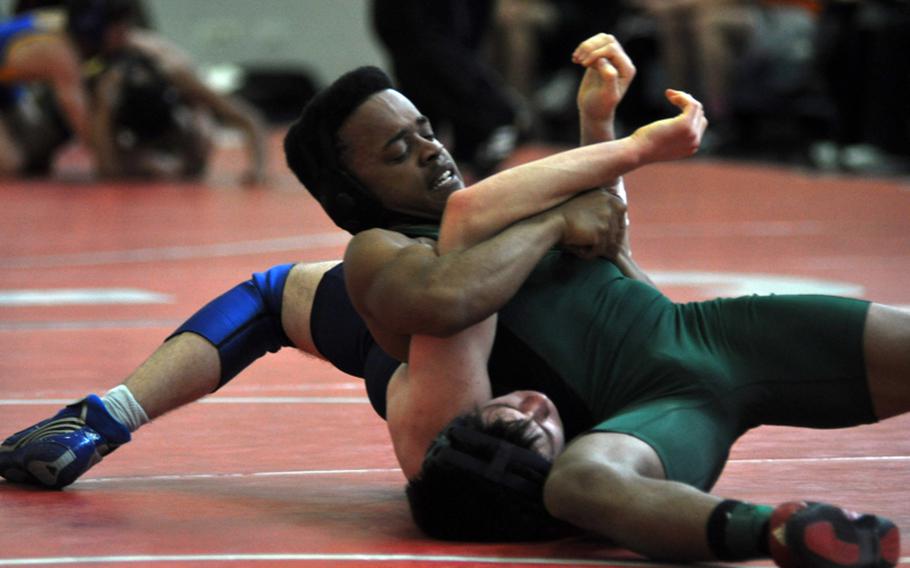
[524,207,566,247]
[624,132,648,169]
[580,115,616,145]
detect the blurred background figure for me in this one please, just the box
[633,0,760,148]
[4,0,903,182]
[813,0,910,175]
[490,0,631,144]
[627,0,909,173]
[90,24,268,183]
[0,0,133,176]
[371,0,523,177]
[1,0,268,183]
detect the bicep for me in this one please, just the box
[344,231,456,335]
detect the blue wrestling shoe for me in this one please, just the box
[0,395,130,489]
[770,501,900,568]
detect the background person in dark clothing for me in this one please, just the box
[371,0,520,176]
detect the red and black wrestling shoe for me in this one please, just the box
[770,501,900,568]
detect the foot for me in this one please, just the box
[770,501,900,568]
[0,395,130,489]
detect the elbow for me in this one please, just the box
[439,190,484,251]
[413,285,477,337]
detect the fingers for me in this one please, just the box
[593,57,617,82]
[565,245,597,260]
[665,88,695,109]
[665,89,706,121]
[662,89,708,152]
[572,33,636,80]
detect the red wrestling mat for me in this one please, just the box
[1,136,908,567]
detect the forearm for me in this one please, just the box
[440,137,640,251]
[579,114,627,200]
[442,87,708,250]
[425,211,564,333]
[367,212,564,337]
[580,114,615,146]
[54,78,97,158]
[91,91,122,177]
[221,96,267,180]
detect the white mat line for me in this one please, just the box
[71,453,910,486]
[0,233,350,269]
[228,383,364,392]
[78,467,402,484]
[0,319,182,332]
[0,289,172,307]
[730,455,910,464]
[0,397,369,405]
[202,396,369,404]
[0,552,777,567]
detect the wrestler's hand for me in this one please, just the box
[631,89,707,164]
[556,189,627,260]
[574,33,636,128]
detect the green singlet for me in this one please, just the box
[401,226,876,490]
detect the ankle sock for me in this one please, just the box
[706,499,774,560]
[102,385,149,433]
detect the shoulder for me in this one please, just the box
[342,227,438,331]
[345,228,435,268]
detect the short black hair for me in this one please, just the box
[283,66,394,234]
[405,412,576,542]
[66,0,136,57]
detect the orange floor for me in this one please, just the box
[1,138,908,567]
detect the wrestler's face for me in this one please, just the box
[338,89,464,220]
[479,390,566,460]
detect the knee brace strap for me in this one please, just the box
[168,263,295,389]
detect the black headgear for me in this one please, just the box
[284,66,394,234]
[406,415,573,542]
[66,0,134,58]
[427,415,552,499]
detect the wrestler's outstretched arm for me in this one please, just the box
[573,33,653,283]
[438,88,705,255]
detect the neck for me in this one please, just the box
[386,211,439,231]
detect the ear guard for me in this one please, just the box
[306,114,387,234]
[424,415,552,500]
[283,65,394,234]
[318,167,386,235]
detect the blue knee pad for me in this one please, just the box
[168,263,295,389]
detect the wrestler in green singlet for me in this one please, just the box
[403,225,875,490]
